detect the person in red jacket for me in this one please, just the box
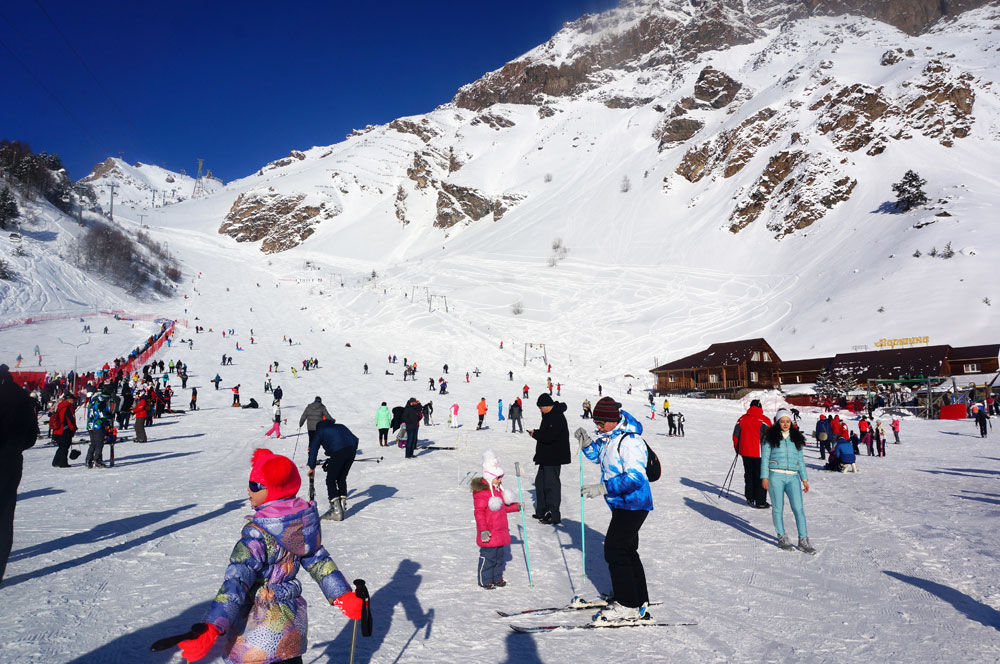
[132,394,149,443]
[50,393,77,467]
[732,399,772,508]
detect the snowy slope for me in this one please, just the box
[79,158,223,211]
[73,2,997,371]
[3,243,1000,662]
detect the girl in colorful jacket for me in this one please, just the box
[761,409,815,554]
[174,449,362,663]
[472,449,520,589]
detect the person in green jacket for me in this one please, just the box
[375,401,392,446]
[760,409,815,554]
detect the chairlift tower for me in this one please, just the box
[192,158,209,198]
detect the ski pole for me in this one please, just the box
[348,578,371,664]
[292,424,302,461]
[579,447,586,578]
[720,452,739,498]
[514,462,533,588]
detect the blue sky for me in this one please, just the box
[0,1,619,182]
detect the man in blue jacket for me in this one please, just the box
[814,414,833,460]
[576,397,653,625]
[307,419,359,521]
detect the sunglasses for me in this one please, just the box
[248,481,267,492]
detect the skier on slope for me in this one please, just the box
[576,397,653,624]
[169,449,364,663]
[299,397,333,446]
[733,400,771,509]
[308,419,359,521]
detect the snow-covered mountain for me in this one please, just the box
[79,157,223,211]
[52,0,1000,368]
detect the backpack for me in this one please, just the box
[618,435,661,482]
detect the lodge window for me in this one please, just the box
[709,374,719,384]
[762,352,771,361]
[669,374,676,383]
[964,363,980,373]
[796,376,801,383]
[750,371,758,382]
[751,352,760,361]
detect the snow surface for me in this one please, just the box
[3,221,1000,663]
[3,4,1000,662]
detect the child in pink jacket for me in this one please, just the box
[472,449,520,589]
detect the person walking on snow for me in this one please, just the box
[0,364,39,584]
[761,409,815,554]
[189,387,198,411]
[576,397,654,624]
[212,374,222,390]
[402,398,423,458]
[733,399,772,509]
[449,403,460,428]
[522,385,530,399]
[265,401,282,439]
[170,449,364,663]
[472,449,520,589]
[299,397,333,447]
[498,399,505,421]
[376,402,391,446]
[508,398,523,433]
[231,385,240,407]
[528,393,570,525]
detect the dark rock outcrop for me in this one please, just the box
[694,67,743,109]
[220,191,337,253]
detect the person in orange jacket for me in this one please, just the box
[476,398,489,430]
[732,399,772,508]
[50,393,77,467]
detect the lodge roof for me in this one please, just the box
[779,357,832,374]
[651,338,777,373]
[828,345,951,380]
[948,344,1000,362]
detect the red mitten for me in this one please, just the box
[334,590,363,620]
[178,624,221,662]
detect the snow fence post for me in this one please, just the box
[514,462,533,588]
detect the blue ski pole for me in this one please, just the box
[514,462,533,588]
[579,448,586,578]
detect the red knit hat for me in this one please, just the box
[592,397,621,423]
[249,448,301,501]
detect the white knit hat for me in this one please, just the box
[774,408,793,423]
[482,448,504,480]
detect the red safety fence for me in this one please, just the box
[939,404,968,420]
[10,320,176,397]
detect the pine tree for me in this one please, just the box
[892,170,928,211]
[0,187,18,230]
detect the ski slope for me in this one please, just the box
[3,226,1000,663]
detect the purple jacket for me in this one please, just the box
[204,497,351,664]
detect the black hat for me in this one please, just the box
[536,393,554,408]
[592,397,621,422]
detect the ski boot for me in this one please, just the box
[777,535,795,551]
[798,538,817,555]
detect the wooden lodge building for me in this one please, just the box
[650,338,781,396]
[652,340,998,398]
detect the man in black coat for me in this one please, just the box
[528,393,570,524]
[0,364,39,584]
[402,398,423,458]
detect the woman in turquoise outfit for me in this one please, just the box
[760,409,816,554]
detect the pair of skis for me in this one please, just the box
[500,597,696,633]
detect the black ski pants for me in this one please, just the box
[818,440,831,460]
[378,428,389,445]
[742,456,767,505]
[52,431,72,467]
[0,454,23,584]
[324,447,356,499]
[86,429,105,466]
[510,417,523,433]
[477,414,485,429]
[604,508,649,608]
[534,465,561,520]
